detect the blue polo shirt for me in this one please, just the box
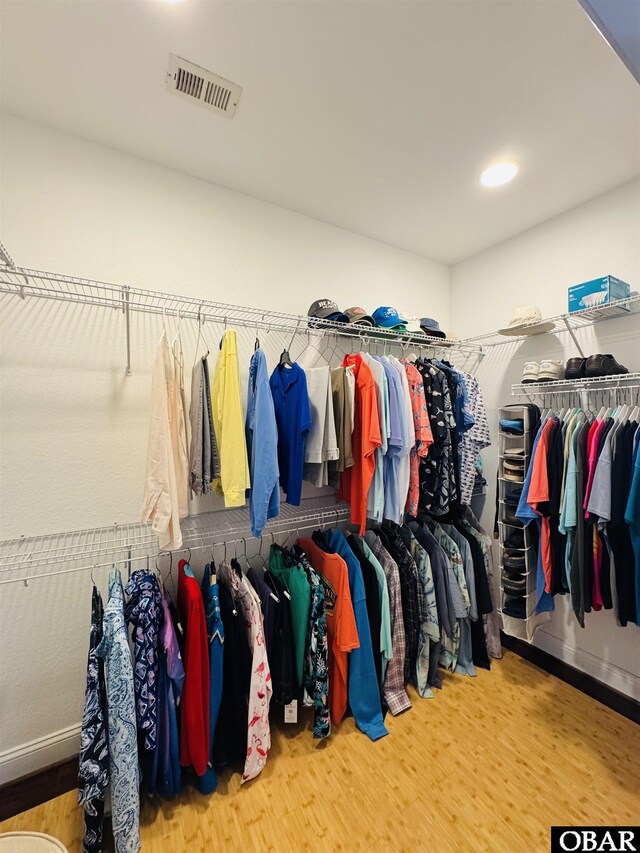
[269,362,312,506]
[323,529,388,741]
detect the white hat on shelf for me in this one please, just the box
[499,305,556,337]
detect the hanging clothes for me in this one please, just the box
[246,348,280,536]
[177,559,210,778]
[402,359,433,518]
[315,528,388,741]
[218,561,272,783]
[377,520,424,686]
[262,567,298,704]
[364,531,411,716]
[295,547,331,740]
[362,353,389,524]
[95,569,140,853]
[625,430,640,623]
[211,329,251,507]
[298,537,359,726]
[200,564,224,793]
[355,535,393,685]
[188,356,221,497]
[125,569,162,752]
[78,586,109,853]
[140,333,182,551]
[269,545,311,688]
[150,590,184,798]
[377,356,406,525]
[339,354,381,534]
[328,366,355,489]
[214,578,252,768]
[170,332,190,518]
[388,356,414,522]
[458,373,490,505]
[303,365,339,487]
[270,361,312,506]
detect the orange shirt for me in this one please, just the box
[527,418,555,594]
[337,355,381,534]
[298,538,359,725]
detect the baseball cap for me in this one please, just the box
[344,307,375,326]
[307,299,349,324]
[371,306,407,330]
[419,317,447,339]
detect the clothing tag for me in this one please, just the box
[284,699,298,723]
[177,621,184,635]
[283,590,292,600]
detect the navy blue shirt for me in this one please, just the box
[269,363,312,505]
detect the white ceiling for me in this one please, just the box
[1,0,639,264]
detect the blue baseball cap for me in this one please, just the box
[371,306,407,329]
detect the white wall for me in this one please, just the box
[0,113,450,781]
[451,178,640,700]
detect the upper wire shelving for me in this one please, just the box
[464,293,640,354]
[0,263,484,376]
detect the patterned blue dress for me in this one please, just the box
[96,569,141,853]
[125,570,162,751]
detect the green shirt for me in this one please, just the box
[269,547,311,686]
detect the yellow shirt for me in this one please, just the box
[211,329,250,506]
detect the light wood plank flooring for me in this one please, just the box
[2,651,638,852]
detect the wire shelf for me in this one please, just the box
[0,264,482,355]
[0,239,15,268]
[465,293,640,346]
[0,497,351,585]
[511,372,640,397]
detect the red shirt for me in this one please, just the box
[338,355,381,533]
[177,559,210,776]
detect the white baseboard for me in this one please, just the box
[533,629,640,701]
[0,723,81,786]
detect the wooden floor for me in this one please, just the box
[2,651,638,853]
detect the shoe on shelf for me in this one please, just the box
[565,357,586,380]
[504,529,525,549]
[538,360,565,382]
[502,574,527,596]
[504,508,523,527]
[585,353,629,377]
[521,362,539,384]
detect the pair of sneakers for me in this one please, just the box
[522,360,564,383]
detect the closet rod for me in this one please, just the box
[0,261,484,376]
[0,513,350,587]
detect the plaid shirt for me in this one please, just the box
[379,520,422,685]
[365,532,411,716]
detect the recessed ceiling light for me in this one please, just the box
[480,161,519,188]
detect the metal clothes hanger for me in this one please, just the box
[193,306,211,368]
[279,321,300,368]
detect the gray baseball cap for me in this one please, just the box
[308,299,349,323]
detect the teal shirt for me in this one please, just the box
[358,537,392,674]
[269,547,311,686]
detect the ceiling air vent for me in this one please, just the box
[165,54,242,118]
